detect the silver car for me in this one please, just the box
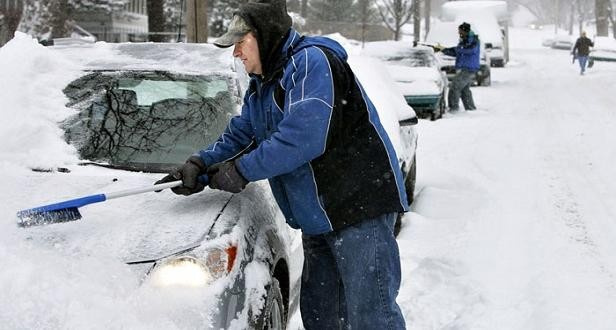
[18,42,303,329]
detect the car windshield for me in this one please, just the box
[62,71,237,172]
[383,50,436,67]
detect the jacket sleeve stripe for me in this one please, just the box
[289,97,333,109]
[302,48,308,100]
[308,162,334,231]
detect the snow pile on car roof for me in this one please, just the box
[0,32,82,170]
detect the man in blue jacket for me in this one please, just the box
[156,0,408,328]
[439,22,480,111]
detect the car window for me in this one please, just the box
[62,71,238,171]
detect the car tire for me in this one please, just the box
[479,73,491,86]
[256,277,286,330]
[439,94,446,118]
[430,96,446,121]
[395,155,417,236]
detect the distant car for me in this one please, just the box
[13,42,303,329]
[349,55,419,235]
[485,41,506,67]
[541,36,555,47]
[550,34,574,50]
[362,42,448,120]
[426,21,492,86]
[589,36,616,64]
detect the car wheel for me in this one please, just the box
[395,155,417,236]
[439,94,446,118]
[406,155,417,206]
[481,74,491,86]
[256,277,286,330]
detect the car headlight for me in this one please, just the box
[148,246,238,288]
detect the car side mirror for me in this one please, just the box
[399,117,418,126]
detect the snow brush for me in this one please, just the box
[16,175,209,228]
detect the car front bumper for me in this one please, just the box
[404,94,442,112]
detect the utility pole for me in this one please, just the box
[186,0,208,43]
[424,0,431,40]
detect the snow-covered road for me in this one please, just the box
[398,28,616,329]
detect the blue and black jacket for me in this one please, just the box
[443,31,481,72]
[199,29,408,235]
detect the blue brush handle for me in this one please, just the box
[18,194,106,216]
[18,174,210,216]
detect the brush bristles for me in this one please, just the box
[16,208,82,228]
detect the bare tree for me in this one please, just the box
[509,0,560,25]
[608,0,616,38]
[301,0,308,17]
[377,0,413,41]
[310,0,355,22]
[357,0,376,46]
[0,1,23,46]
[596,0,610,35]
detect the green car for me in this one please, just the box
[384,48,449,120]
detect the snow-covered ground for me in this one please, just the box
[397,27,616,329]
[1,25,616,329]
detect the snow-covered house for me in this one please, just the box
[73,0,148,42]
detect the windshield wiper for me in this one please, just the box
[78,161,179,173]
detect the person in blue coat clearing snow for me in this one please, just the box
[436,22,480,111]
[155,0,408,328]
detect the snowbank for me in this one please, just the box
[0,32,81,169]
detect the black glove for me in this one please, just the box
[155,155,207,195]
[207,161,248,193]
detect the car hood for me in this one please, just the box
[386,65,443,96]
[386,65,442,83]
[7,165,231,263]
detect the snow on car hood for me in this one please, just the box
[0,164,234,328]
[386,65,443,95]
[7,165,230,261]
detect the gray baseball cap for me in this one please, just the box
[213,15,252,48]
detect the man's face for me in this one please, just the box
[458,28,468,39]
[233,32,262,75]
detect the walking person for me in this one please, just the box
[435,22,480,111]
[572,31,594,75]
[155,0,408,328]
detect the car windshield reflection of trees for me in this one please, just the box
[62,71,235,173]
[385,50,436,68]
